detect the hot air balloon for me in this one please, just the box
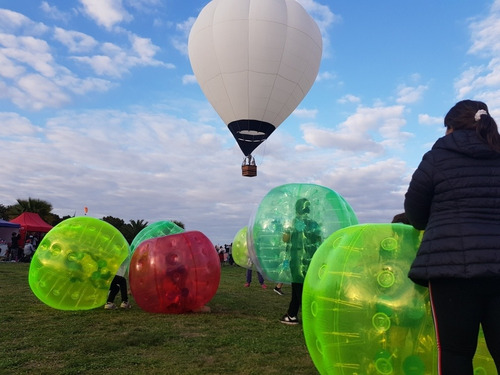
[188,0,323,176]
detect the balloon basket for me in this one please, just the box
[242,165,257,177]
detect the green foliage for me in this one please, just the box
[3,197,188,245]
[121,219,149,244]
[101,216,126,230]
[101,217,150,243]
[7,198,53,222]
[0,204,7,220]
[0,264,316,375]
[173,220,185,229]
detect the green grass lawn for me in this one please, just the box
[0,263,317,375]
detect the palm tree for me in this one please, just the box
[0,204,8,221]
[129,219,148,233]
[7,198,53,222]
[172,220,185,229]
[121,219,149,244]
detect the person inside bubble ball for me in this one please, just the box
[104,259,131,310]
[280,198,322,325]
[404,99,500,374]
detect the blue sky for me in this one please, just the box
[1,0,500,245]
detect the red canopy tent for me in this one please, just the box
[10,212,53,245]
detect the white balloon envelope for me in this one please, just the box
[188,0,323,159]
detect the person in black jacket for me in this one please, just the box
[280,198,322,325]
[404,99,500,374]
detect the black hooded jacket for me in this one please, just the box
[404,129,500,286]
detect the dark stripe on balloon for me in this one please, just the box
[228,120,276,156]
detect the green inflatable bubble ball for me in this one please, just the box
[231,226,255,269]
[29,216,130,311]
[130,220,184,255]
[302,223,495,375]
[248,183,358,283]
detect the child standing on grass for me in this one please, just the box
[104,259,131,310]
[244,268,267,289]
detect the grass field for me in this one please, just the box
[0,263,317,375]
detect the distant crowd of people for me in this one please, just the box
[215,243,234,266]
[0,232,41,262]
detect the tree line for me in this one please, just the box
[0,198,184,244]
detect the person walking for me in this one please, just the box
[404,99,500,374]
[273,283,284,295]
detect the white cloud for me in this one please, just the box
[302,123,385,152]
[78,0,132,30]
[182,74,197,85]
[129,34,162,65]
[0,9,49,35]
[338,94,361,104]
[0,13,134,109]
[396,84,427,104]
[54,74,113,96]
[0,103,410,242]
[173,16,196,56]
[0,51,25,78]
[320,158,408,222]
[54,27,98,53]
[0,31,95,109]
[301,105,409,153]
[0,112,39,136]
[455,2,500,105]
[73,55,117,76]
[0,107,255,241]
[0,35,56,77]
[468,4,500,56]
[295,0,339,59]
[296,0,340,30]
[293,108,318,119]
[17,74,71,109]
[72,34,173,77]
[40,2,72,23]
[418,114,442,125]
[125,0,163,13]
[455,65,484,98]
[316,70,336,82]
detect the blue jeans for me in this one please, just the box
[246,269,264,284]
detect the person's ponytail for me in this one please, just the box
[476,111,500,153]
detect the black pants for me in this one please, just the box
[287,282,303,317]
[429,278,500,374]
[107,275,128,303]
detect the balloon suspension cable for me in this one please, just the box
[260,141,268,165]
